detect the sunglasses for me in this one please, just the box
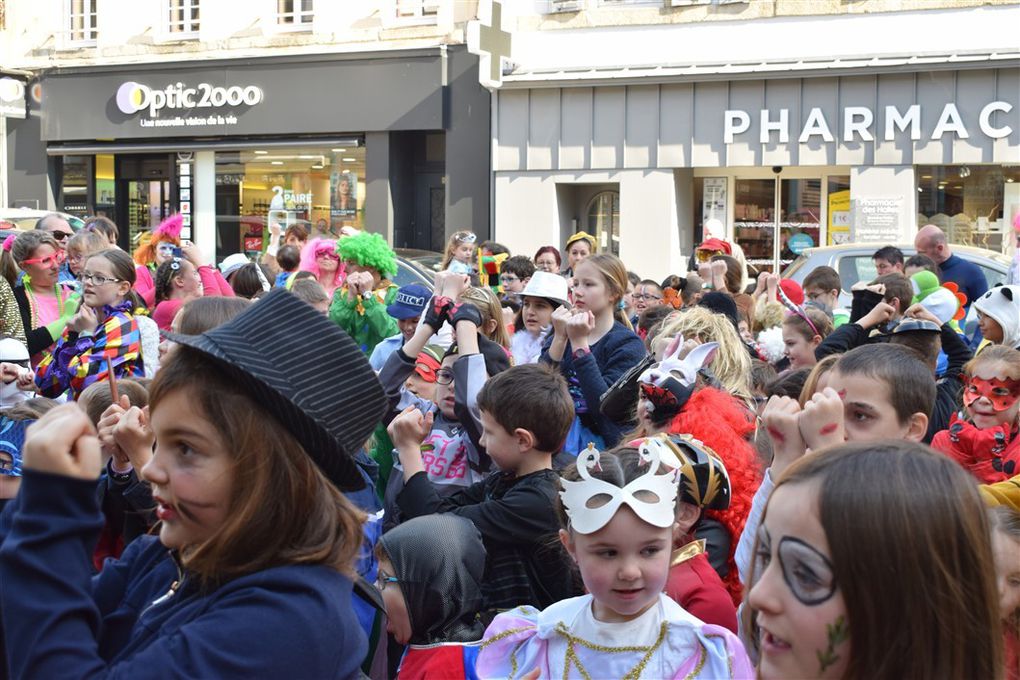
[315,251,340,261]
[21,250,67,267]
[51,231,71,242]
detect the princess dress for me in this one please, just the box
[475,593,752,680]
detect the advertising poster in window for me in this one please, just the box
[828,190,851,245]
[330,162,358,221]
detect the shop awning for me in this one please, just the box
[46,136,362,156]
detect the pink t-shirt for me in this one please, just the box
[32,290,61,327]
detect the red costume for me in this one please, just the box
[932,413,1020,484]
[665,539,738,634]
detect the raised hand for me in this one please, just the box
[761,395,807,478]
[798,387,845,453]
[23,404,102,480]
[387,406,435,450]
[565,310,595,346]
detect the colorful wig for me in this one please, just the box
[299,238,345,290]
[337,232,397,279]
[667,387,761,605]
[133,214,183,267]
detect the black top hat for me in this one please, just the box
[167,288,386,491]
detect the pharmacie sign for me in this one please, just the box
[723,101,1014,144]
[115,80,264,129]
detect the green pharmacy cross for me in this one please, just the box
[467,0,512,89]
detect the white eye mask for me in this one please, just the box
[559,443,680,535]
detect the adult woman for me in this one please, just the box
[9,231,77,364]
[562,232,597,278]
[533,246,562,275]
[133,214,183,307]
[299,238,345,298]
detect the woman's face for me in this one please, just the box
[571,260,612,315]
[81,256,129,309]
[176,259,202,298]
[155,242,176,266]
[748,481,848,680]
[522,296,555,333]
[993,529,1020,619]
[535,252,559,273]
[21,244,63,287]
[316,249,340,274]
[142,388,234,551]
[567,241,591,269]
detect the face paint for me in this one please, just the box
[778,537,837,606]
[816,615,849,673]
[962,375,1020,412]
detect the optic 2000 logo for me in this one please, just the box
[116,81,264,117]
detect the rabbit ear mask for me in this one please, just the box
[637,338,719,423]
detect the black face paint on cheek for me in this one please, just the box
[816,615,849,673]
[778,536,837,606]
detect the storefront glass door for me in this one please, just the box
[125,180,170,250]
[734,177,822,273]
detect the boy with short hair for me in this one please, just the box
[498,255,535,294]
[273,245,301,288]
[816,272,913,359]
[872,245,905,275]
[369,283,431,371]
[736,343,936,582]
[388,362,579,613]
[802,266,847,327]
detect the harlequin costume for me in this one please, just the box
[328,232,399,355]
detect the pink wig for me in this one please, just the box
[299,238,345,289]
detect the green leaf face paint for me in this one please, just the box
[816,615,849,673]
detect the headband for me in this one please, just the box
[559,443,679,535]
[777,284,819,337]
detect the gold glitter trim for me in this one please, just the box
[670,539,707,568]
[705,633,732,677]
[480,625,535,679]
[553,621,669,680]
[682,641,708,680]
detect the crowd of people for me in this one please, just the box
[0,211,1019,679]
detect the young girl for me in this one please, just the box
[542,253,646,453]
[746,441,1001,679]
[66,229,108,282]
[991,507,1020,680]
[329,232,399,356]
[932,345,1020,484]
[441,230,476,276]
[0,288,383,677]
[477,445,751,678]
[152,243,234,331]
[132,213,183,308]
[781,307,833,370]
[459,285,511,349]
[35,249,145,400]
[974,285,1020,350]
[511,271,569,365]
[298,237,345,298]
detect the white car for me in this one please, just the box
[0,208,85,232]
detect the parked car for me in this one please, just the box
[0,208,85,232]
[782,243,1012,308]
[393,248,442,290]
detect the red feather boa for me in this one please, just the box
[667,387,762,605]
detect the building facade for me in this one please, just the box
[493,0,1020,280]
[1,0,489,261]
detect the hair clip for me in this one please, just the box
[2,234,16,252]
[776,284,819,336]
[169,258,181,271]
[456,232,477,244]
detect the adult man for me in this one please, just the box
[33,214,76,286]
[872,245,904,276]
[914,224,987,310]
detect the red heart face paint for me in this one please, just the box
[963,375,1020,412]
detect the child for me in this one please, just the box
[289,278,330,314]
[974,285,1020,350]
[298,238,345,298]
[499,255,534,294]
[815,273,914,359]
[441,230,476,276]
[651,434,739,634]
[510,271,568,366]
[0,289,385,677]
[403,346,443,402]
[388,362,578,614]
[781,307,833,370]
[0,399,56,511]
[35,249,145,400]
[369,283,431,371]
[563,231,597,278]
[459,286,512,348]
[0,337,33,409]
[132,213,182,307]
[990,507,1020,680]
[630,279,664,326]
[66,229,108,283]
[542,253,646,453]
[273,244,301,288]
[151,242,234,332]
[932,345,1020,483]
[803,265,847,327]
[476,445,752,679]
[746,441,1001,679]
[376,514,487,679]
[328,232,399,356]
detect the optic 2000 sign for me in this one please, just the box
[116,81,264,118]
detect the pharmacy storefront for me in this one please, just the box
[492,66,1020,278]
[6,47,489,260]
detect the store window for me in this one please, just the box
[917,165,1020,254]
[586,190,620,256]
[214,145,365,262]
[60,156,91,218]
[94,154,116,220]
[733,177,821,273]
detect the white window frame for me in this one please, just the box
[276,0,314,32]
[597,0,661,7]
[385,0,441,27]
[165,0,200,39]
[65,0,97,47]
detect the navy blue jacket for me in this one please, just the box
[0,470,366,679]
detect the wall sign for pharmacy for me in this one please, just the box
[115,80,264,129]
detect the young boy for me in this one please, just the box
[369,283,430,371]
[273,245,301,288]
[736,343,936,582]
[387,362,579,613]
[630,279,664,326]
[815,272,913,359]
[498,255,535,294]
[802,265,847,327]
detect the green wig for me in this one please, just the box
[336,232,397,279]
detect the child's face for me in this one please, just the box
[571,261,612,315]
[748,481,848,680]
[454,242,475,264]
[805,286,837,311]
[377,556,412,645]
[478,409,528,472]
[535,252,559,273]
[176,259,201,297]
[82,256,131,309]
[567,241,591,269]
[404,372,436,403]
[783,326,819,370]
[964,362,1020,430]
[433,355,457,419]
[397,316,420,341]
[142,388,233,551]
[826,369,923,442]
[993,529,1020,619]
[522,297,555,333]
[560,506,672,623]
[738,319,754,344]
[631,285,662,314]
[499,271,527,293]
[977,311,1005,344]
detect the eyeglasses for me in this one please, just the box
[435,368,455,385]
[632,294,662,302]
[375,569,399,591]
[50,231,71,242]
[21,250,67,268]
[499,274,520,284]
[79,272,123,286]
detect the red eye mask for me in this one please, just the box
[963,375,1020,412]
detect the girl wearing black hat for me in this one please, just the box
[0,289,384,678]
